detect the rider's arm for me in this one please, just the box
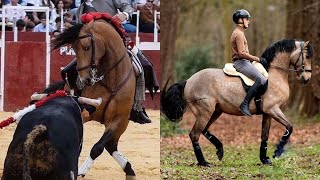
[113,0,134,20]
[235,34,260,62]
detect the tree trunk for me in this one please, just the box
[160,0,180,88]
[286,0,320,117]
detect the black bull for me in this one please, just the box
[2,97,83,180]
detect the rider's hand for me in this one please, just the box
[113,13,127,23]
[259,57,269,69]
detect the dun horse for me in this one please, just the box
[161,39,313,165]
[53,13,136,179]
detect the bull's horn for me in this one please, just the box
[31,93,47,100]
[78,97,102,107]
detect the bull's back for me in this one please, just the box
[2,97,83,180]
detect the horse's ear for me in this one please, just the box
[86,20,95,30]
[304,41,310,47]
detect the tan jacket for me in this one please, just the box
[230,26,259,62]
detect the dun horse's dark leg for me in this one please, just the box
[78,130,113,177]
[190,119,210,166]
[260,114,272,164]
[202,131,223,160]
[105,141,136,177]
[274,126,293,158]
[268,107,293,159]
[202,110,223,160]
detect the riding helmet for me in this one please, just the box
[233,9,251,24]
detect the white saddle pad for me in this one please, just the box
[223,61,268,86]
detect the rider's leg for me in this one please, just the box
[130,70,152,124]
[233,59,267,116]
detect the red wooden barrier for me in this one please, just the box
[0,32,160,111]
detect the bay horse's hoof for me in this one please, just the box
[126,175,136,180]
[216,148,224,161]
[261,157,272,164]
[197,161,211,167]
[78,174,85,178]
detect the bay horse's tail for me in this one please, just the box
[161,80,187,122]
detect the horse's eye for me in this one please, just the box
[83,46,90,51]
[306,55,310,59]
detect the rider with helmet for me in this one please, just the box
[231,9,267,116]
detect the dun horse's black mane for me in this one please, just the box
[52,23,84,49]
[261,39,314,70]
[261,39,295,69]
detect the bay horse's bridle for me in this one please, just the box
[75,31,127,85]
[76,32,104,85]
[76,33,97,71]
[74,27,133,123]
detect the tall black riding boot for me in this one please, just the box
[240,78,262,116]
[129,108,152,124]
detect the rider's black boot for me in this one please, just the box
[129,108,151,124]
[240,78,262,116]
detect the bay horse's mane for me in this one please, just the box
[52,13,126,50]
[52,23,84,49]
[261,39,314,70]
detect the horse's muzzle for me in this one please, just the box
[300,76,310,84]
[84,78,94,86]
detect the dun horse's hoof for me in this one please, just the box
[197,161,211,167]
[273,147,285,159]
[261,157,272,164]
[126,175,136,180]
[216,149,224,161]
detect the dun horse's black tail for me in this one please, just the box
[161,80,187,122]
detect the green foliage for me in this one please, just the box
[160,115,187,137]
[175,46,219,81]
[161,144,320,179]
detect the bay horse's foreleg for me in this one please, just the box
[104,140,136,180]
[78,130,113,177]
[267,107,293,159]
[260,114,272,164]
[202,111,223,160]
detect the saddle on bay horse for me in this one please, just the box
[223,61,268,114]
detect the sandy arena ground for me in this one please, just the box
[0,110,160,180]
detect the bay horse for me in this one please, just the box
[53,13,136,179]
[161,39,313,165]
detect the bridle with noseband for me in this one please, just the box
[76,31,128,84]
[270,41,312,73]
[74,26,133,123]
[292,41,312,73]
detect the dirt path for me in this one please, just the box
[161,113,320,148]
[0,110,160,180]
